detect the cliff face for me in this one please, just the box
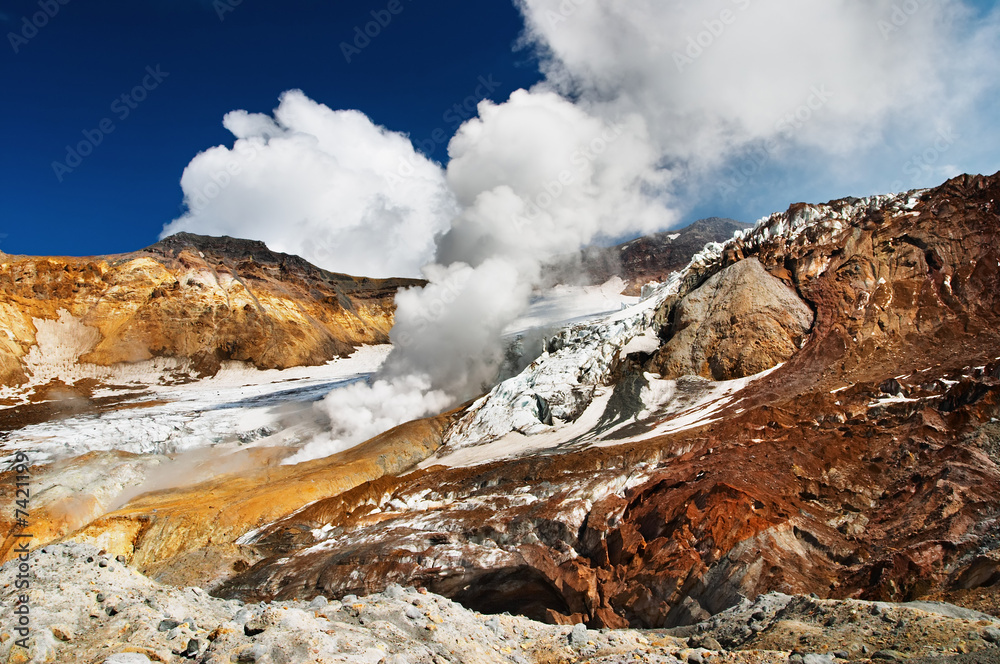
[0,233,422,385]
[209,173,1000,627]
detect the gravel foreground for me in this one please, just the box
[1,544,999,664]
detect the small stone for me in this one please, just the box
[384,583,404,600]
[342,594,358,603]
[308,595,328,610]
[96,593,106,603]
[102,655,152,664]
[50,625,74,642]
[184,639,199,657]
[6,645,29,664]
[116,555,126,564]
[404,605,423,620]
[789,654,804,664]
[105,605,119,617]
[182,617,197,630]
[692,635,723,651]
[687,652,704,664]
[99,559,109,568]
[833,651,850,659]
[870,605,882,616]
[233,609,251,624]
[235,644,266,663]
[803,655,835,664]
[569,622,588,646]
[872,650,905,662]
[486,616,503,637]
[984,627,1000,644]
[157,619,180,632]
[244,616,267,637]
[86,556,95,563]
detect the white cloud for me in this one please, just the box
[161,89,457,278]
[516,0,1000,189]
[179,1,1000,464]
[440,89,675,268]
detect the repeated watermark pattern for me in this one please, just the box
[539,0,591,29]
[340,0,413,63]
[877,0,928,39]
[184,140,262,215]
[214,0,244,22]
[393,268,471,349]
[888,126,959,192]
[386,73,502,190]
[51,65,170,182]
[673,0,753,72]
[510,120,626,233]
[7,0,71,54]
[718,85,834,196]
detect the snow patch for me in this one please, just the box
[1,345,393,466]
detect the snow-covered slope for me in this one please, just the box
[439,188,928,462]
[2,346,390,465]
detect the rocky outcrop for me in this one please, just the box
[210,173,1000,628]
[0,233,422,385]
[650,257,814,380]
[0,409,457,576]
[6,174,1000,642]
[550,217,749,294]
[4,544,998,664]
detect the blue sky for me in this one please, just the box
[2,0,998,267]
[0,0,541,256]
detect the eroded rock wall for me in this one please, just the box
[0,233,422,382]
[650,258,814,381]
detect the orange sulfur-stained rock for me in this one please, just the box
[0,232,422,383]
[210,172,1000,628]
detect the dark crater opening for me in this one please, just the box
[444,567,572,623]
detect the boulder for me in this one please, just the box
[651,257,813,380]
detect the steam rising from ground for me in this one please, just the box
[163,2,999,464]
[283,374,452,465]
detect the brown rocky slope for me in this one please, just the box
[0,232,422,386]
[551,217,749,295]
[6,173,999,644]
[212,172,1000,629]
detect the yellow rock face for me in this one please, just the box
[55,410,458,586]
[0,233,423,382]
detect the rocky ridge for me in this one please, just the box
[553,217,750,295]
[3,543,999,664]
[0,232,421,389]
[2,173,999,658]
[211,173,1000,629]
